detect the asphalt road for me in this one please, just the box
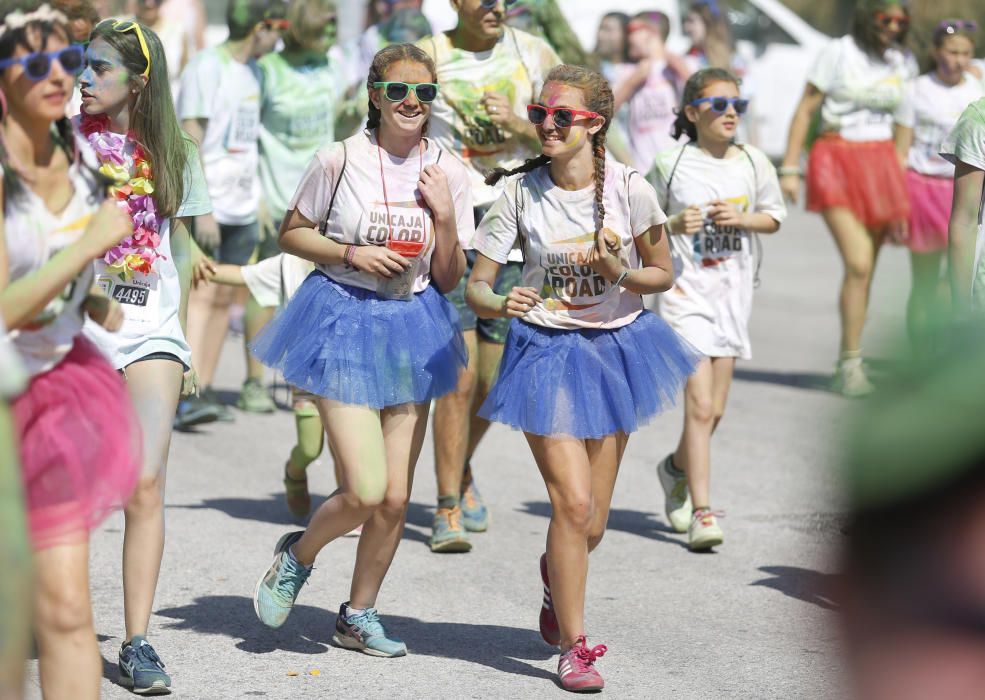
[25,204,913,699]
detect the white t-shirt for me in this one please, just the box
[241,253,314,309]
[473,160,666,330]
[0,316,26,399]
[648,144,787,359]
[83,137,212,369]
[896,73,984,177]
[4,161,101,377]
[419,28,561,209]
[808,35,918,142]
[940,97,985,311]
[177,45,261,225]
[616,60,683,174]
[289,130,474,294]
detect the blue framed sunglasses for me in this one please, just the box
[0,45,85,81]
[690,96,750,115]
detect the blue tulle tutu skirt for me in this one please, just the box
[251,272,467,408]
[479,312,702,438]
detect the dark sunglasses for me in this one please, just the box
[936,19,978,35]
[527,104,600,128]
[480,0,519,8]
[262,19,291,31]
[0,45,85,81]
[874,12,909,31]
[373,81,439,103]
[689,96,749,115]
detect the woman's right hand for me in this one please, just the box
[350,245,412,279]
[503,286,542,318]
[81,200,133,257]
[780,173,801,205]
[673,205,705,235]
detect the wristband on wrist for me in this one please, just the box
[777,166,802,177]
[344,244,356,266]
[613,269,630,288]
[666,216,676,236]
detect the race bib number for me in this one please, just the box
[97,274,160,328]
[226,102,260,152]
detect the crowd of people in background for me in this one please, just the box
[2,0,985,697]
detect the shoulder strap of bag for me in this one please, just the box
[320,140,347,235]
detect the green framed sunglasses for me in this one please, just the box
[372,81,439,103]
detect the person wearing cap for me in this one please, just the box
[779,0,917,397]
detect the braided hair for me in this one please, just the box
[671,67,740,142]
[485,64,614,246]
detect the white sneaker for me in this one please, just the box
[688,509,724,551]
[657,454,691,533]
[832,356,874,398]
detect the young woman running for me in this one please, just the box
[467,64,700,692]
[651,68,786,551]
[893,20,981,355]
[251,43,471,657]
[77,18,212,693]
[0,3,140,697]
[780,0,916,396]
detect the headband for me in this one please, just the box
[0,4,69,40]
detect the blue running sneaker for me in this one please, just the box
[460,465,489,532]
[332,603,407,657]
[253,531,311,628]
[118,636,171,695]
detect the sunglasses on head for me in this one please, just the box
[526,104,601,128]
[479,0,519,9]
[689,96,749,115]
[98,19,151,77]
[936,19,978,35]
[873,11,909,31]
[0,45,85,81]
[373,81,439,103]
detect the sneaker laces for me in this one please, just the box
[276,554,311,602]
[349,608,386,639]
[438,507,463,531]
[692,508,725,525]
[569,637,607,672]
[132,642,165,671]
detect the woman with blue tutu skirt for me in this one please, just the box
[251,43,473,657]
[467,64,701,693]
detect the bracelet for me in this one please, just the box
[777,166,802,177]
[344,245,356,266]
[613,269,630,288]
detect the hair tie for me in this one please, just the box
[0,4,69,40]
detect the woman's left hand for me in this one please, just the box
[181,367,200,398]
[588,229,624,283]
[419,165,455,224]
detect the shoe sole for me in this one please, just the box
[688,534,724,551]
[332,633,406,657]
[172,409,220,430]
[560,681,604,693]
[462,518,488,533]
[429,538,472,553]
[118,677,171,695]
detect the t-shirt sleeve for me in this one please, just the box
[806,38,841,93]
[473,181,519,264]
[240,254,283,308]
[627,171,667,237]
[176,52,219,121]
[176,138,212,218]
[895,80,916,128]
[441,156,475,250]
[287,143,345,225]
[941,100,985,170]
[749,147,788,223]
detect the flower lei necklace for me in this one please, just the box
[80,110,161,278]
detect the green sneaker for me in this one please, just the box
[688,509,724,551]
[283,462,311,521]
[657,454,691,533]
[429,506,471,553]
[460,466,489,532]
[253,531,311,628]
[333,603,407,657]
[237,379,276,413]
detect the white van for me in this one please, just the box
[422,0,829,158]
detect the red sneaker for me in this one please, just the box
[539,553,560,646]
[557,636,607,692]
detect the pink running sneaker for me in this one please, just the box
[557,636,607,692]
[539,553,560,646]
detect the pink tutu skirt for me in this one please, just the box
[11,337,140,549]
[904,169,953,253]
[806,136,909,231]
